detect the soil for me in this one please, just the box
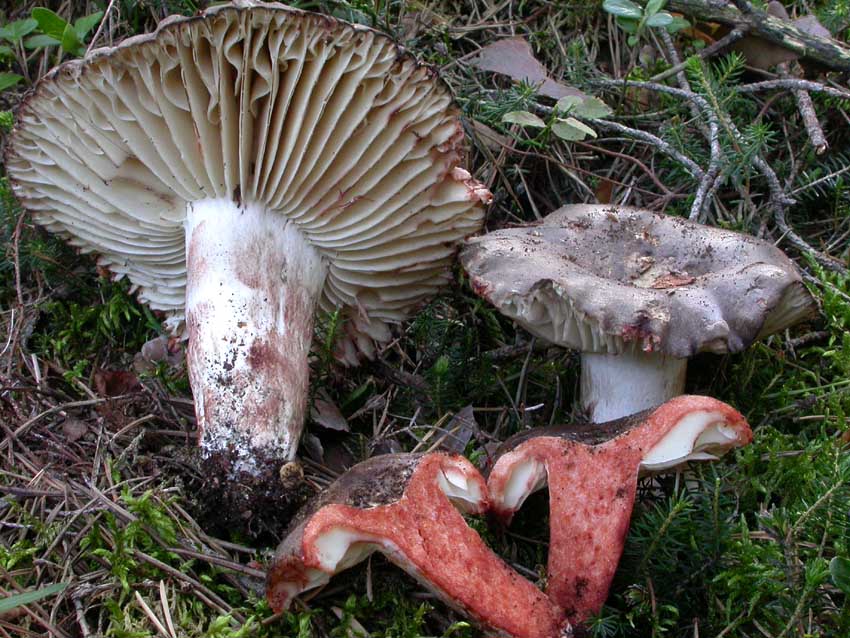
[180,447,313,541]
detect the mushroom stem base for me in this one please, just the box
[185,198,326,475]
[580,351,686,422]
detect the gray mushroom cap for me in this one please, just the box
[461,204,817,358]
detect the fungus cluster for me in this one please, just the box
[5,2,812,635]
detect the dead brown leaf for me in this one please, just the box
[439,405,479,455]
[732,2,832,70]
[469,38,586,100]
[93,369,141,397]
[61,418,88,442]
[310,395,349,432]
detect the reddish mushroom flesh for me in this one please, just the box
[268,453,569,638]
[487,396,752,624]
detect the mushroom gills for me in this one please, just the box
[437,467,486,513]
[185,198,327,471]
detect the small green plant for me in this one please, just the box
[831,556,850,594]
[501,95,613,142]
[603,0,689,46]
[0,8,103,93]
[0,18,37,90]
[27,8,103,57]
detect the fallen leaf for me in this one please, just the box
[302,432,324,463]
[94,369,140,397]
[732,2,833,70]
[470,119,512,151]
[134,335,184,374]
[469,38,587,100]
[502,110,546,127]
[795,15,831,40]
[440,405,479,455]
[61,418,88,442]
[595,178,615,204]
[311,396,349,432]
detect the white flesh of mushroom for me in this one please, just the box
[640,410,743,471]
[580,351,687,423]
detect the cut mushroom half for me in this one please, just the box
[487,395,753,625]
[461,204,815,422]
[6,1,489,510]
[267,453,570,638]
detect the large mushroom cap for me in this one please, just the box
[461,204,815,357]
[6,0,487,338]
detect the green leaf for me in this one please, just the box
[0,45,13,58]
[645,0,666,16]
[0,72,24,92]
[60,22,83,55]
[25,34,60,49]
[667,16,691,33]
[616,16,640,34]
[830,556,850,594]
[572,97,614,120]
[552,117,597,141]
[502,110,546,127]
[603,0,644,19]
[31,7,68,41]
[0,583,67,615]
[627,34,639,46]
[646,11,674,27]
[555,95,583,113]
[0,18,38,42]
[74,11,103,40]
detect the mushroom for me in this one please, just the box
[486,395,753,624]
[6,3,489,496]
[267,453,570,638]
[460,204,815,422]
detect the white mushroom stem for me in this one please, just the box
[185,198,326,474]
[580,351,687,423]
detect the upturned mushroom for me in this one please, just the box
[461,204,815,422]
[486,395,753,624]
[267,453,570,638]
[6,2,489,499]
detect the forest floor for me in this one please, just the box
[1,0,849,637]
